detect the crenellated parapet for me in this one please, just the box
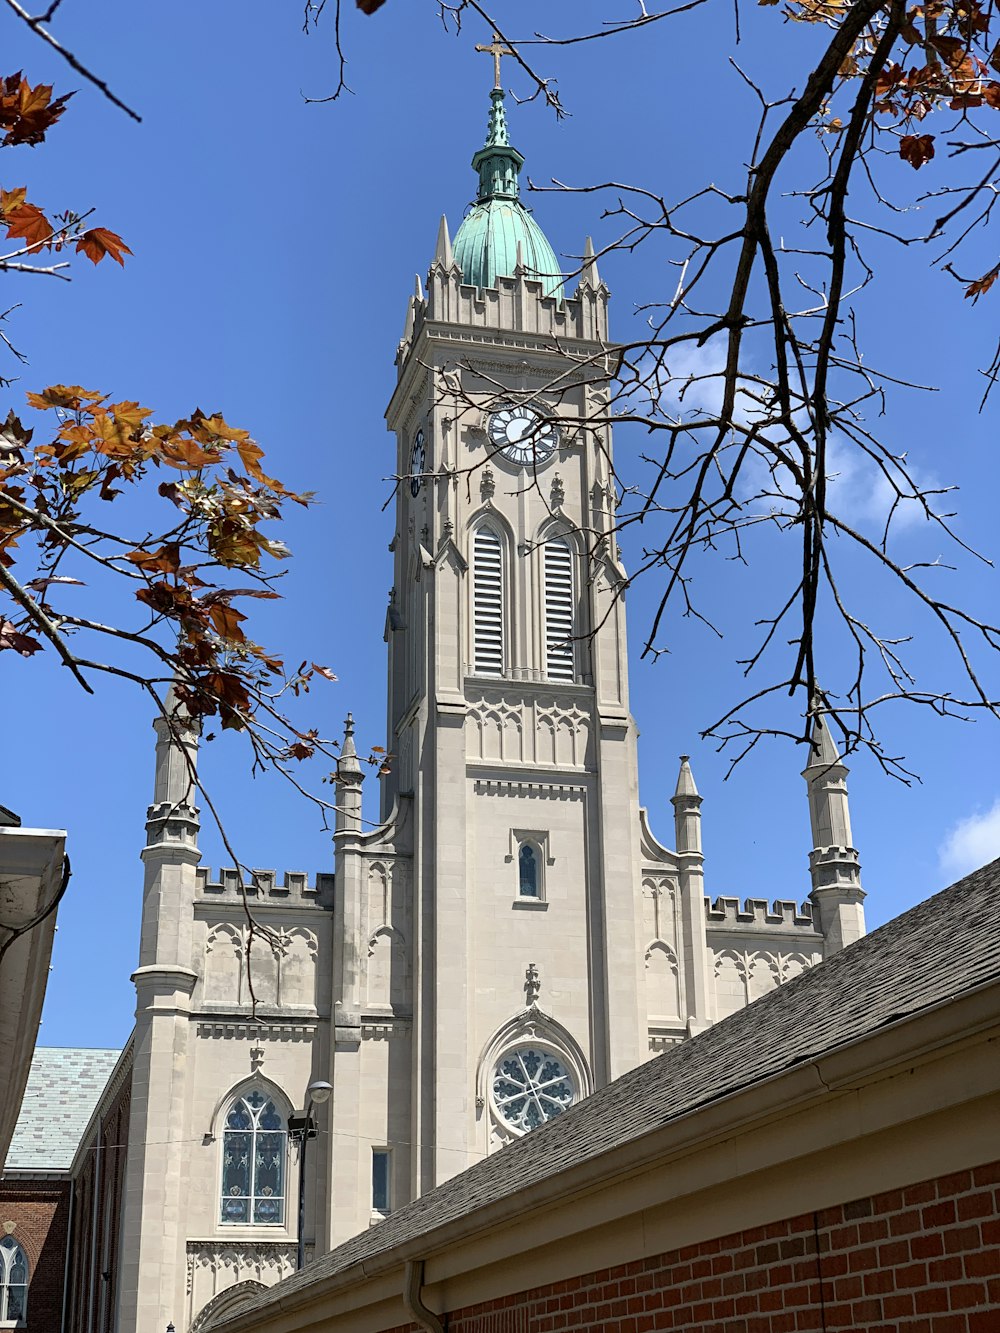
[705,894,820,936]
[195,868,335,909]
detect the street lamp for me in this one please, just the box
[289,1079,332,1271]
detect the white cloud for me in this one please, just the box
[938,798,1000,881]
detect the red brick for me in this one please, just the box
[862,1269,894,1296]
[948,1224,986,1252]
[938,1170,974,1196]
[929,1255,965,1283]
[970,1314,1000,1333]
[833,1275,862,1301]
[850,1298,883,1322]
[972,1161,1000,1186]
[958,1190,996,1221]
[882,1292,915,1319]
[858,1218,889,1243]
[922,1199,958,1228]
[903,1180,937,1205]
[890,1209,923,1237]
[895,1261,929,1288]
[878,1240,910,1267]
[910,1231,946,1259]
[949,1281,988,1310]
[914,1286,949,1314]
[828,1223,860,1249]
[964,1247,1000,1278]
[847,1245,879,1272]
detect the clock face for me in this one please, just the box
[409,430,426,497]
[488,405,558,467]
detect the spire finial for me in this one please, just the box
[475,30,514,90]
[579,235,604,291]
[433,214,454,268]
[674,754,699,799]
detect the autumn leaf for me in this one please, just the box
[0,188,26,217]
[26,384,105,411]
[356,0,388,11]
[0,409,31,452]
[899,133,935,168]
[76,227,131,266]
[4,202,52,250]
[207,601,247,641]
[984,82,1000,108]
[0,618,42,655]
[311,663,338,680]
[0,75,73,146]
[964,263,1000,301]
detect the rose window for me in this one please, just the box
[491,1046,575,1133]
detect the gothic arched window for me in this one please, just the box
[220,1090,287,1226]
[518,844,539,897]
[544,538,575,680]
[0,1237,28,1323]
[473,525,505,675]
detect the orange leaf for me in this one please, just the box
[965,263,1000,302]
[25,384,105,411]
[0,187,26,217]
[76,227,131,266]
[207,602,247,641]
[5,202,52,250]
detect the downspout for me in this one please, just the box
[86,1113,103,1333]
[60,1177,75,1333]
[403,1260,445,1333]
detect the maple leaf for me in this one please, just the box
[0,188,26,217]
[0,409,31,452]
[76,227,131,267]
[899,133,935,168]
[311,663,338,680]
[207,601,247,641]
[0,617,41,655]
[984,82,1000,108]
[0,76,73,146]
[26,384,104,411]
[4,202,52,250]
[964,263,1000,301]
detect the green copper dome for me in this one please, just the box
[452,88,565,301]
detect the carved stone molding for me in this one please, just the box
[195,1021,318,1041]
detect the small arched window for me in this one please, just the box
[473,526,505,676]
[544,538,575,680]
[0,1237,28,1323]
[220,1090,287,1226]
[518,844,539,897]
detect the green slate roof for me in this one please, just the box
[453,88,564,300]
[5,1047,121,1172]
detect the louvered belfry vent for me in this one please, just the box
[545,539,575,680]
[473,527,505,675]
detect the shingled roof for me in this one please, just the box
[4,1047,122,1172]
[215,859,1000,1327]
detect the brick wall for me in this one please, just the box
[0,1178,72,1332]
[397,1161,1000,1333]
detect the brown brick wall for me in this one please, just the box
[0,1178,72,1332]
[396,1161,1000,1333]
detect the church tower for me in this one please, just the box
[386,75,650,1185]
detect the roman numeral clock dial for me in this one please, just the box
[488,405,558,467]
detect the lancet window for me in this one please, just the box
[0,1237,27,1323]
[518,844,539,897]
[473,525,505,675]
[543,538,575,680]
[220,1089,287,1225]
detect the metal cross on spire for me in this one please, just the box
[475,30,514,90]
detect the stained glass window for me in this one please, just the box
[0,1236,28,1323]
[220,1090,286,1225]
[491,1046,575,1134]
[518,844,539,897]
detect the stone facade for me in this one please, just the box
[104,89,869,1333]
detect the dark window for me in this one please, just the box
[372,1149,391,1214]
[519,844,539,897]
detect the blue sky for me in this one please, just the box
[4,1,999,1050]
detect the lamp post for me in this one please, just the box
[289,1079,332,1271]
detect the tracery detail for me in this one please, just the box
[491,1046,575,1134]
[0,1237,27,1323]
[220,1090,287,1225]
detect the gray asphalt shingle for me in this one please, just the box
[216,858,1000,1327]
